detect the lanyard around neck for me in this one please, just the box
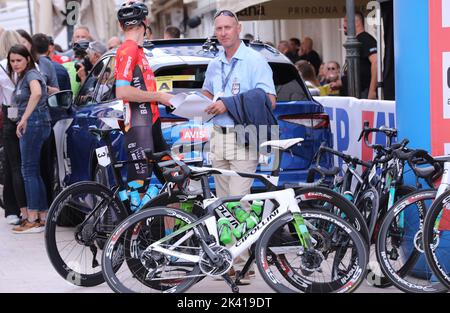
[221,58,238,92]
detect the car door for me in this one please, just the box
[64,56,113,185]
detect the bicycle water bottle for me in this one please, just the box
[129,190,141,212]
[227,202,250,223]
[251,200,264,217]
[128,180,143,212]
[217,218,233,245]
[139,185,159,209]
[233,213,260,240]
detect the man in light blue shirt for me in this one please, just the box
[202,9,277,284]
[202,8,276,195]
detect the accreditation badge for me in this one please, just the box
[232,78,240,95]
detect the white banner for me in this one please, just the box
[315,96,396,167]
[443,0,450,28]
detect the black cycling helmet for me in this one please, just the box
[117,2,149,27]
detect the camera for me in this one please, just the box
[73,40,93,82]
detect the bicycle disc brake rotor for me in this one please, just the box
[199,246,233,277]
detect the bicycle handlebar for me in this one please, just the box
[373,139,410,164]
[358,121,398,148]
[144,150,192,188]
[315,143,372,168]
[406,150,443,183]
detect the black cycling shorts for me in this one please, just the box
[125,111,168,185]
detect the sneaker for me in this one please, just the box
[12,221,44,234]
[6,215,21,225]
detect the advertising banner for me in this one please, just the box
[429,0,450,155]
[316,96,396,167]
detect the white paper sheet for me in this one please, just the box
[169,92,215,122]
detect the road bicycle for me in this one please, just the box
[312,125,416,288]
[101,149,369,293]
[45,128,185,287]
[45,129,368,288]
[422,155,450,290]
[376,149,448,293]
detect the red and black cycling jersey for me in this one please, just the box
[114,39,168,184]
[115,39,160,124]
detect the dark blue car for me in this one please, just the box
[47,38,333,194]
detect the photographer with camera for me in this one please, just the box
[61,40,90,96]
[75,41,107,85]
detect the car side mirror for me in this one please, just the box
[48,90,73,110]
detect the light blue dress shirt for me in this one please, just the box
[203,41,276,127]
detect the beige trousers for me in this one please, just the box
[211,128,259,272]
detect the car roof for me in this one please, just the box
[106,38,293,68]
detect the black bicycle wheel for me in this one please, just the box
[376,189,447,293]
[256,210,368,293]
[366,184,416,289]
[423,190,450,290]
[45,181,127,287]
[102,207,203,293]
[355,187,380,238]
[295,187,370,244]
[123,191,204,289]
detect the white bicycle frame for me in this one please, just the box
[434,158,450,198]
[147,188,302,264]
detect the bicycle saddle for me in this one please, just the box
[260,138,304,151]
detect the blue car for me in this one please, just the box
[47,38,333,194]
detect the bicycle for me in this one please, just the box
[312,128,417,288]
[422,155,450,290]
[376,149,448,293]
[44,127,181,287]
[46,130,368,288]
[101,150,369,293]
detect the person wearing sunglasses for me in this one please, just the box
[203,9,277,285]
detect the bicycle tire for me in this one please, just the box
[45,181,127,287]
[102,207,203,293]
[295,187,370,244]
[423,190,450,290]
[255,210,368,293]
[355,186,380,238]
[366,184,416,289]
[376,189,447,293]
[123,191,205,288]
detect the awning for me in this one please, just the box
[77,0,119,43]
[217,0,371,20]
[33,0,118,42]
[33,0,65,36]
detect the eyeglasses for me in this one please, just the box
[327,67,337,71]
[214,9,238,21]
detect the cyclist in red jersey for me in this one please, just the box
[115,1,173,189]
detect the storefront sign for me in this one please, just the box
[236,0,370,20]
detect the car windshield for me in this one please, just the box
[154,63,308,101]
